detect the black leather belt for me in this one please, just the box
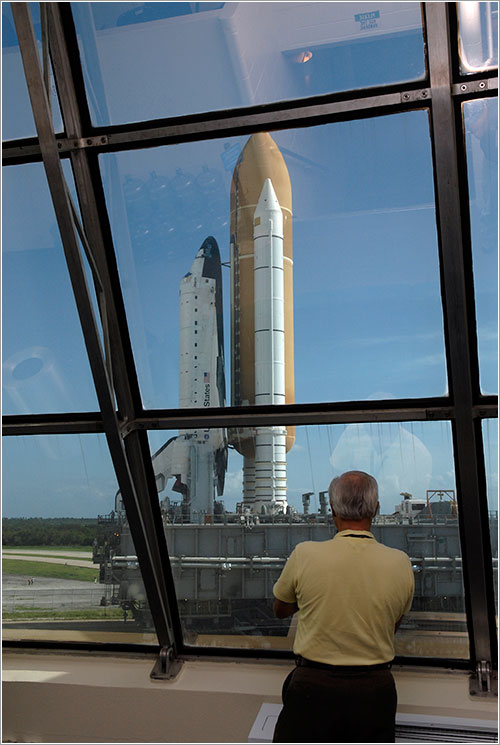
[295,655,392,672]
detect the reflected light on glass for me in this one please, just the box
[292,50,313,63]
[3,345,71,414]
[458,1,498,72]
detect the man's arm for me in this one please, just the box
[395,560,415,633]
[273,546,299,618]
[274,598,298,618]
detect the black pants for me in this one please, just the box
[273,665,397,743]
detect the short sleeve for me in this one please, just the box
[273,546,299,603]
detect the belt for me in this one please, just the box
[295,656,392,672]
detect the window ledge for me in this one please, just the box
[2,651,497,743]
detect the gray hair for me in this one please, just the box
[328,471,379,520]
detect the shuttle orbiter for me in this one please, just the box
[115,236,227,521]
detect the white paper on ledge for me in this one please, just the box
[248,703,283,743]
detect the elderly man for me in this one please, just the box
[272,470,414,744]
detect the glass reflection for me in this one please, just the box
[2,2,63,141]
[458,2,498,74]
[117,421,466,657]
[2,434,155,644]
[100,113,446,409]
[72,1,425,126]
[463,98,498,394]
[2,162,99,415]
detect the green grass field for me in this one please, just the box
[2,559,98,582]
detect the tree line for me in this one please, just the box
[2,517,101,547]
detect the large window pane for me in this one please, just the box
[100,112,446,409]
[463,98,498,394]
[72,2,426,126]
[93,421,467,658]
[2,163,99,415]
[2,435,155,644]
[2,2,63,141]
[458,2,498,75]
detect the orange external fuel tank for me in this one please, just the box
[229,132,295,460]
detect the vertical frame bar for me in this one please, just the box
[424,2,496,667]
[11,2,183,661]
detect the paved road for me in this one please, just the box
[3,554,93,568]
[2,549,103,611]
[3,575,98,590]
[3,549,92,559]
[3,575,104,610]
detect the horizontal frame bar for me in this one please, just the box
[177,644,471,670]
[2,638,471,672]
[2,413,104,435]
[56,88,434,153]
[2,639,160,656]
[452,77,498,96]
[3,399,497,437]
[3,75,496,165]
[128,405,454,432]
[0,633,473,671]
[3,85,432,163]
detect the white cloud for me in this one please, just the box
[477,326,498,343]
[341,330,443,349]
[329,423,434,512]
[410,353,447,367]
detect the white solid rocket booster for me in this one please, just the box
[253,178,288,514]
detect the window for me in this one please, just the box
[72,2,426,126]
[457,1,498,75]
[2,162,99,415]
[101,112,446,409]
[2,2,497,681]
[463,97,498,394]
[2,2,63,140]
[135,421,468,659]
[3,434,155,644]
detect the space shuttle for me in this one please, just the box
[116,135,294,520]
[155,134,295,519]
[115,237,227,522]
[151,236,227,521]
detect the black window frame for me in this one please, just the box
[2,2,498,689]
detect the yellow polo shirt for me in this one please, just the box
[273,530,414,665]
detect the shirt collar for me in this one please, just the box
[334,529,375,540]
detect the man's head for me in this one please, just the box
[328,471,379,522]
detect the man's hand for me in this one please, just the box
[274,597,298,618]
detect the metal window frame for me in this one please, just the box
[2,2,498,686]
[424,3,497,680]
[9,3,183,678]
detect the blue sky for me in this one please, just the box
[2,3,498,519]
